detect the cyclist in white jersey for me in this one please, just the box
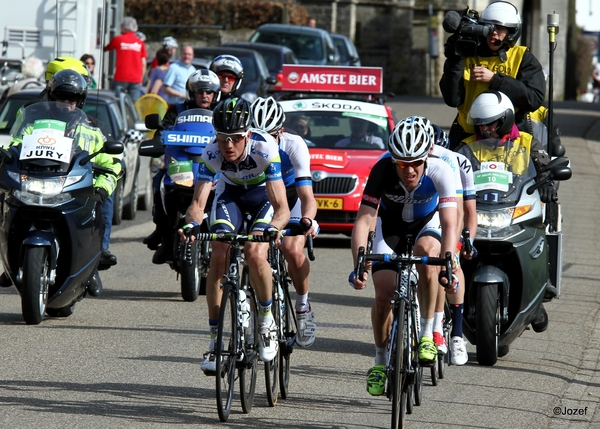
[251,97,319,348]
[431,124,477,365]
[180,97,290,374]
[350,116,458,396]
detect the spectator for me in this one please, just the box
[162,44,195,105]
[335,117,384,148]
[146,48,170,100]
[149,36,178,72]
[103,16,148,103]
[5,56,45,99]
[592,61,600,102]
[80,54,99,89]
[307,16,317,28]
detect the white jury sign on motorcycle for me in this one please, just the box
[20,120,73,162]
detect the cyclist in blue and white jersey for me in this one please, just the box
[349,116,459,396]
[251,97,319,348]
[180,97,290,373]
[431,124,476,365]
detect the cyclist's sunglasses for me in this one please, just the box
[216,131,247,143]
[392,158,425,169]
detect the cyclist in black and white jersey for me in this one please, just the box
[349,116,459,396]
[180,97,290,374]
[251,97,319,348]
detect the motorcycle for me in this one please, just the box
[139,108,214,301]
[0,102,123,324]
[458,137,571,366]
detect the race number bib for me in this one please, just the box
[20,119,73,163]
[168,160,194,187]
[474,162,512,192]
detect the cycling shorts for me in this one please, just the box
[371,213,442,274]
[209,184,273,233]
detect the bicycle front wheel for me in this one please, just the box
[239,266,258,414]
[391,299,407,429]
[216,283,237,422]
[265,281,281,406]
[279,278,296,399]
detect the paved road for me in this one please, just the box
[0,98,598,428]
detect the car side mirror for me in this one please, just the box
[266,76,277,85]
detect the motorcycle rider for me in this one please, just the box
[457,90,558,310]
[7,69,122,296]
[439,1,546,149]
[180,97,290,373]
[209,54,244,99]
[251,96,319,347]
[143,69,222,260]
[350,116,459,395]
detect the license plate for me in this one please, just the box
[316,197,343,210]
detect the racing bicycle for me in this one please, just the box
[356,236,452,429]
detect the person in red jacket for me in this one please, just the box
[104,16,147,103]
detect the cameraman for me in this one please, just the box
[439,1,546,150]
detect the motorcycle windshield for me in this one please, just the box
[9,102,94,172]
[163,108,215,151]
[458,137,537,205]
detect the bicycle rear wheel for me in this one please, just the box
[279,277,296,399]
[264,281,281,406]
[239,266,258,414]
[391,299,407,429]
[216,283,237,422]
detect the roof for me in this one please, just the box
[255,23,330,36]
[222,42,295,54]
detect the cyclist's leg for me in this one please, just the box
[433,286,448,355]
[281,199,315,347]
[414,215,443,364]
[202,185,243,374]
[243,187,279,362]
[447,265,468,365]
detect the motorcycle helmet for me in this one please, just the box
[212,97,252,132]
[251,97,285,133]
[186,69,221,105]
[45,56,91,85]
[431,124,449,148]
[47,69,88,109]
[162,36,178,49]
[388,116,434,161]
[468,90,515,136]
[480,1,522,48]
[209,55,244,94]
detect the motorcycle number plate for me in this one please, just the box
[168,160,194,187]
[474,163,512,193]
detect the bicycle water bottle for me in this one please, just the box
[278,283,285,316]
[239,289,250,329]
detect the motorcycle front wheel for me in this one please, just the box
[21,246,50,325]
[476,283,500,366]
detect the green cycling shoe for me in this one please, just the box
[366,364,386,396]
[418,336,438,364]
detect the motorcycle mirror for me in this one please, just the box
[526,181,542,195]
[145,113,162,130]
[553,144,565,157]
[545,156,569,170]
[550,165,572,181]
[103,140,124,155]
[138,137,164,157]
[0,147,13,163]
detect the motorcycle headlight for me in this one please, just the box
[13,176,74,206]
[476,208,523,239]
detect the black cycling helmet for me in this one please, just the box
[431,124,449,149]
[47,69,88,109]
[212,97,252,132]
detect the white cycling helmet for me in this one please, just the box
[162,36,178,49]
[468,90,515,136]
[480,1,522,48]
[388,116,434,161]
[251,97,285,133]
[209,55,244,94]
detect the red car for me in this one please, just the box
[278,65,395,234]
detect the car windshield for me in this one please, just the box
[334,39,349,62]
[284,111,389,150]
[253,32,323,62]
[256,50,280,74]
[0,96,32,134]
